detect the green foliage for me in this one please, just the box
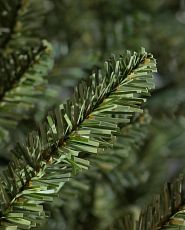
[0,0,185,229]
[104,174,184,229]
[0,40,53,148]
[47,111,152,230]
[133,174,184,230]
[0,0,57,164]
[0,49,156,229]
[0,0,44,53]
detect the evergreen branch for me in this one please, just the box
[0,0,44,53]
[0,40,53,144]
[138,175,184,230]
[49,112,152,230]
[117,174,184,230]
[107,119,185,230]
[0,41,51,99]
[91,111,151,172]
[0,48,156,229]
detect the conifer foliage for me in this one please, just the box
[0,0,185,230]
[0,48,156,229]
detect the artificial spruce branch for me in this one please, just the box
[0,40,53,144]
[117,174,185,230]
[56,111,151,201]
[53,111,152,230]
[0,48,156,229]
[138,174,184,230]
[91,111,151,172]
[0,41,51,99]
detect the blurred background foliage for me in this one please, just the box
[0,0,185,229]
